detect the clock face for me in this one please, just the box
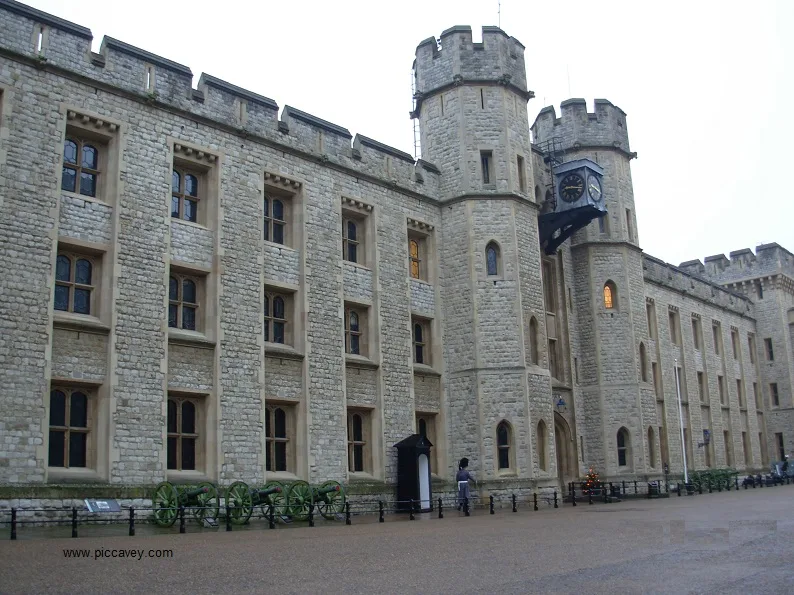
[587,175,603,201]
[559,173,585,202]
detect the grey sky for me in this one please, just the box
[25,0,794,266]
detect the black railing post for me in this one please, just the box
[512,493,517,512]
[622,481,626,496]
[268,505,275,530]
[345,501,351,525]
[677,483,682,497]
[698,481,703,495]
[438,497,443,519]
[553,490,558,509]
[379,500,384,523]
[10,508,17,541]
[309,503,315,527]
[129,506,135,537]
[71,508,78,538]
[179,506,186,534]
[735,476,739,490]
[572,489,577,507]
[225,505,232,532]
[726,478,731,491]
[464,497,470,517]
[634,480,638,495]
[489,495,495,514]
[409,499,415,521]
[533,493,538,511]
[759,474,764,488]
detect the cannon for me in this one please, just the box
[152,481,220,527]
[224,480,286,525]
[285,480,346,521]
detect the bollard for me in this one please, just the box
[708,479,713,494]
[464,497,470,517]
[345,501,351,525]
[268,505,275,530]
[603,486,608,503]
[438,497,443,519]
[717,479,722,492]
[589,489,593,505]
[677,483,681,497]
[726,478,731,491]
[179,506,186,534]
[129,506,135,537]
[512,493,517,512]
[10,508,17,541]
[634,481,638,495]
[744,478,748,489]
[409,499,415,521]
[533,493,538,511]
[622,481,626,496]
[225,505,232,532]
[489,495,495,515]
[698,481,703,495]
[572,489,577,507]
[759,475,763,488]
[308,503,315,528]
[71,508,78,538]
[735,476,739,490]
[553,490,558,509]
[752,476,756,488]
[379,500,384,523]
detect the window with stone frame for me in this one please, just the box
[742,431,751,466]
[639,342,648,382]
[344,305,369,357]
[718,375,725,405]
[603,281,617,310]
[48,387,92,468]
[529,317,539,365]
[731,329,740,360]
[347,409,371,473]
[265,403,295,473]
[171,167,203,224]
[547,338,561,380]
[724,430,733,466]
[485,241,500,276]
[617,427,630,467]
[342,208,368,266]
[416,413,438,471]
[652,362,661,398]
[737,379,746,409]
[753,382,761,410]
[698,372,707,402]
[480,150,494,185]
[413,317,431,365]
[516,155,526,193]
[770,383,779,407]
[62,135,101,198]
[668,310,680,345]
[54,251,97,316]
[764,338,774,361]
[168,273,201,331]
[167,394,202,471]
[408,233,428,281]
[647,427,656,468]
[713,322,722,355]
[496,420,513,471]
[776,433,785,461]
[748,334,757,364]
[646,302,657,338]
[264,192,291,246]
[691,317,702,350]
[536,419,547,471]
[264,290,291,345]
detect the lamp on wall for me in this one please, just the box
[555,396,567,413]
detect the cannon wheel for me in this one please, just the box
[191,481,220,525]
[225,481,253,525]
[315,480,346,520]
[286,480,313,521]
[152,481,179,527]
[259,480,287,521]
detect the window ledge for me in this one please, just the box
[410,277,433,287]
[166,470,212,483]
[721,405,730,411]
[263,240,297,253]
[61,190,109,207]
[53,312,110,335]
[47,468,105,483]
[168,328,216,348]
[265,471,300,481]
[265,343,304,360]
[496,470,518,478]
[343,260,371,272]
[346,354,379,369]
[171,218,210,231]
[413,363,441,377]
[348,472,377,482]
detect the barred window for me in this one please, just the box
[264,292,287,344]
[264,195,286,244]
[343,219,359,263]
[171,169,200,223]
[48,388,90,468]
[55,253,94,315]
[497,421,512,470]
[345,308,363,355]
[168,275,198,331]
[347,410,368,473]
[62,138,99,197]
[265,405,291,472]
[167,396,199,471]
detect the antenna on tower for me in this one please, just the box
[410,69,421,160]
[498,0,501,28]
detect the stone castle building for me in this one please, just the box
[0,0,791,499]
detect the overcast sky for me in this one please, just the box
[26,0,794,267]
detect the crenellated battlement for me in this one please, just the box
[679,243,794,284]
[412,25,531,116]
[531,99,634,158]
[0,0,441,197]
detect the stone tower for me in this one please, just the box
[533,100,656,475]
[413,27,558,483]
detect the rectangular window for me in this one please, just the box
[669,311,679,345]
[646,302,656,338]
[54,249,99,317]
[764,338,774,361]
[697,372,705,402]
[342,216,364,264]
[345,305,367,357]
[718,376,725,405]
[548,338,560,380]
[168,272,203,332]
[171,165,206,224]
[48,387,92,468]
[542,260,556,313]
[692,318,701,350]
[625,209,633,241]
[264,290,292,345]
[265,403,295,472]
[347,409,370,473]
[480,150,493,185]
[742,431,751,466]
[412,317,431,365]
[724,430,733,466]
[776,433,785,461]
[736,379,745,409]
[748,334,756,364]
[771,383,779,407]
[166,394,202,471]
[713,323,722,355]
[598,216,606,234]
[731,330,740,360]
[516,155,526,192]
[408,231,430,281]
[756,281,763,299]
[62,134,104,199]
[264,192,291,246]
[652,362,660,397]
[753,383,760,409]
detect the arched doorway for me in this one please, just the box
[554,412,575,485]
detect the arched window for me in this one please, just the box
[347,410,367,472]
[167,395,199,471]
[497,421,512,470]
[265,405,290,471]
[537,419,547,471]
[604,281,617,309]
[418,417,427,437]
[409,239,421,279]
[647,426,656,468]
[486,241,500,276]
[264,195,286,244]
[264,291,288,344]
[62,138,99,197]
[345,308,362,355]
[48,388,90,468]
[343,219,359,263]
[171,168,200,222]
[168,274,199,331]
[534,185,542,203]
[54,253,94,315]
[413,321,429,364]
[639,342,648,382]
[617,427,630,467]
[529,317,539,365]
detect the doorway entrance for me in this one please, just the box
[554,412,576,485]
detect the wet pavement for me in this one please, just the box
[1,487,792,594]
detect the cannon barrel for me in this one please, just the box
[317,484,341,495]
[184,486,210,498]
[255,486,282,497]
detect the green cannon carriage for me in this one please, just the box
[224,479,346,524]
[152,481,220,527]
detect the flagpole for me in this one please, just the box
[674,359,689,484]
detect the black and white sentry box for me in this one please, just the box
[394,434,433,513]
[84,498,121,513]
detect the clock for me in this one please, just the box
[559,173,585,202]
[587,175,602,201]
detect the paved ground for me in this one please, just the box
[1,488,793,594]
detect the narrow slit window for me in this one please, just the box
[480,151,493,185]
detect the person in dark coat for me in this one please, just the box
[456,457,474,511]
